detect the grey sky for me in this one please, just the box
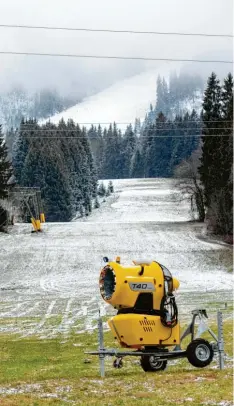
[0,0,233,96]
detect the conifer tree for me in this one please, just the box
[199,72,222,206]
[130,148,144,178]
[107,180,114,193]
[155,76,169,116]
[98,182,106,197]
[0,125,12,231]
[122,125,136,178]
[12,118,33,184]
[199,72,233,234]
[90,124,104,178]
[101,123,123,179]
[0,125,12,200]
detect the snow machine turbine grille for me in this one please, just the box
[99,266,116,301]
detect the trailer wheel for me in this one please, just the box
[140,349,168,372]
[113,358,123,369]
[187,339,214,368]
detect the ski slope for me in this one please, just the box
[46,66,201,130]
[0,179,232,338]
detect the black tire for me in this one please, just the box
[187,339,214,368]
[140,349,168,372]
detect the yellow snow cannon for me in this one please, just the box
[97,257,215,372]
[99,258,180,349]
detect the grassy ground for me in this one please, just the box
[0,320,233,406]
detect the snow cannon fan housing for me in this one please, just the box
[99,258,180,349]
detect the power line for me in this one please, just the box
[0,23,232,38]
[19,127,232,132]
[16,134,232,139]
[19,120,234,125]
[0,51,232,64]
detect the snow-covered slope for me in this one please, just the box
[0,179,232,337]
[46,67,172,130]
[47,66,203,131]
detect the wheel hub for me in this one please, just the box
[195,344,210,361]
[149,356,163,368]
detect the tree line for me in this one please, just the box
[88,110,201,180]
[199,72,233,236]
[0,71,232,236]
[175,72,233,237]
[2,110,200,225]
[12,119,98,222]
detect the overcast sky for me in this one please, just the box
[0,0,233,96]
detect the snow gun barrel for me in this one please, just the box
[99,257,180,309]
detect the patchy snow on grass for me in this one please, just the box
[0,178,232,337]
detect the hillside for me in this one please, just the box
[47,68,203,130]
[1,69,204,135]
[0,179,232,337]
[0,179,232,403]
[0,88,78,131]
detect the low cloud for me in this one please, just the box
[0,0,232,97]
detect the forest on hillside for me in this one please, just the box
[0,72,232,237]
[0,88,79,134]
[11,119,98,222]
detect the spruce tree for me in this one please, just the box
[0,126,12,231]
[102,123,123,179]
[122,125,136,178]
[43,157,73,222]
[155,76,169,117]
[0,125,12,200]
[199,72,233,234]
[5,127,17,158]
[107,180,114,193]
[93,124,104,178]
[98,182,106,197]
[141,121,154,177]
[80,126,97,198]
[154,112,173,177]
[199,72,222,206]
[218,73,233,234]
[12,118,31,184]
[130,148,144,178]
[134,118,141,136]
[143,113,173,178]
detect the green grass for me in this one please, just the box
[0,321,233,406]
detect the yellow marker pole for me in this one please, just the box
[31,217,38,232]
[35,219,41,231]
[40,213,45,223]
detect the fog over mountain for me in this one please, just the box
[0,0,232,98]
